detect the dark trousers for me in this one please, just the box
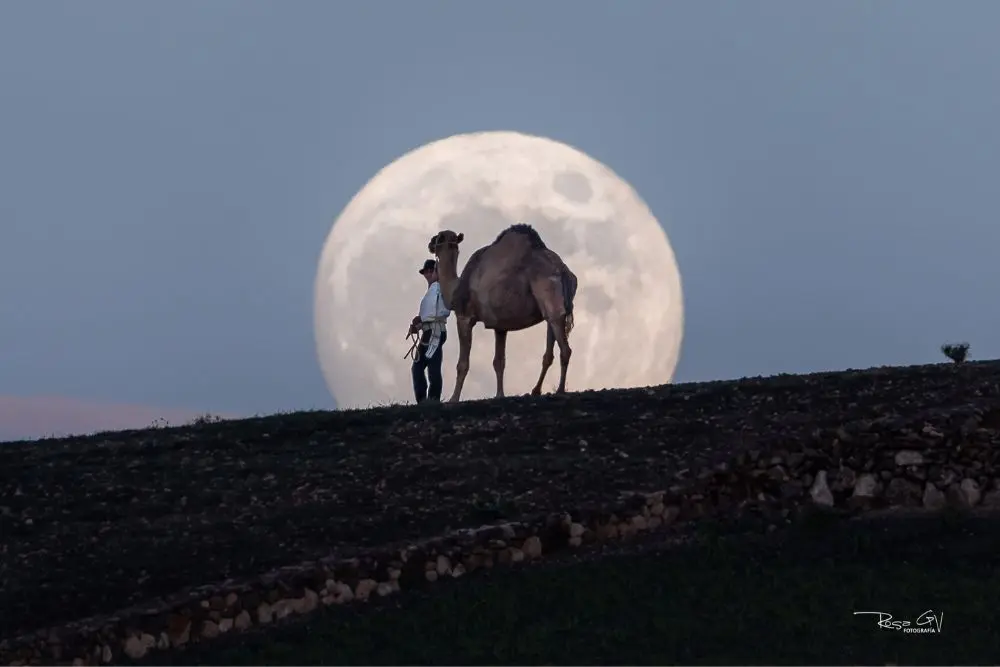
[412,329,446,403]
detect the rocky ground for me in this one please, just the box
[2,359,1000,664]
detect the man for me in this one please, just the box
[409,258,451,403]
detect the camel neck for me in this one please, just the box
[435,253,460,309]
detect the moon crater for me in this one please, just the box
[580,285,614,314]
[552,170,594,204]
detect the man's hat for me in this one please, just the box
[418,259,437,274]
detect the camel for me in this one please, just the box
[427,223,578,403]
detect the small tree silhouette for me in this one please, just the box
[190,413,224,426]
[941,342,970,364]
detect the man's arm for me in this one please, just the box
[418,283,440,321]
[432,283,451,319]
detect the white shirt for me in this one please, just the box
[419,281,451,323]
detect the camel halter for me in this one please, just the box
[432,238,460,255]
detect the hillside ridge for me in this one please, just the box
[5,358,993,447]
[2,359,1000,664]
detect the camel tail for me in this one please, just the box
[561,269,577,336]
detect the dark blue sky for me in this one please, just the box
[2,1,998,435]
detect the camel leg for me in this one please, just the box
[549,317,572,394]
[493,329,507,398]
[528,274,573,396]
[530,324,555,396]
[448,316,475,403]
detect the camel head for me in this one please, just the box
[428,230,463,257]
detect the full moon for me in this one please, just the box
[314,131,684,409]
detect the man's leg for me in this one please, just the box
[411,344,429,403]
[426,332,446,401]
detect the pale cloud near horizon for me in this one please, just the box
[0,396,240,443]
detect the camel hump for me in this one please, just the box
[493,223,548,250]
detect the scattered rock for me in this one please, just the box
[122,634,154,660]
[982,490,1000,508]
[895,450,925,466]
[294,588,319,615]
[273,599,295,620]
[355,579,378,600]
[218,617,233,633]
[256,602,273,625]
[922,425,944,439]
[852,473,878,497]
[810,471,834,506]
[923,483,946,510]
[962,478,982,506]
[201,621,220,639]
[333,582,354,603]
[948,479,981,508]
[618,521,635,539]
[123,636,144,660]
[234,610,252,630]
[522,536,543,559]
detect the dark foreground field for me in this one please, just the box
[137,513,1000,665]
[3,359,1000,665]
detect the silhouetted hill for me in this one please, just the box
[2,359,1000,665]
